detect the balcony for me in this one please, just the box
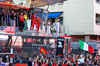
[0,22,65,37]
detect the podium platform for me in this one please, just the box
[0,26,16,35]
[0,26,58,39]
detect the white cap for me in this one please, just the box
[57,18,60,22]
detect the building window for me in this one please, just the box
[59,17,63,24]
[96,13,100,24]
[49,18,55,24]
[96,0,100,3]
[90,35,97,40]
[71,35,85,42]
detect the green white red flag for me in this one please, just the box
[79,40,94,53]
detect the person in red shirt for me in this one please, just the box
[36,15,41,33]
[53,59,56,66]
[21,60,27,66]
[30,13,36,31]
[14,60,21,66]
[35,62,38,66]
[51,62,53,66]
[62,61,65,66]
[65,63,67,66]
[41,60,45,66]
[33,17,37,31]
[19,12,24,31]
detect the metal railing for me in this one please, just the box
[0,18,66,36]
[50,25,65,34]
[0,17,18,33]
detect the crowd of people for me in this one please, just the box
[0,9,60,35]
[0,9,41,32]
[0,9,26,31]
[0,53,100,66]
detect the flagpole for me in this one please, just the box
[45,33,49,56]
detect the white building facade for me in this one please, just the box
[40,0,100,41]
[40,0,100,52]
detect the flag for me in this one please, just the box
[40,46,47,54]
[79,40,94,53]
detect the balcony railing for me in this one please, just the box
[0,19,65,36]
[50,25,65,34]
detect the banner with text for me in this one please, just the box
[56,37,64,57]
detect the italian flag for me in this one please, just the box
[79,40,94,53]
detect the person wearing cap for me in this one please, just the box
[42,18,45,30]
[47,20,51,34]
[56,18,60,36]
[14,60,21,66]
[21,60,27,66]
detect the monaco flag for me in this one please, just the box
[79,40,94,53]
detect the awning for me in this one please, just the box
[59,33,71,39]
[0,2,29,9]
[33,0,66,7]
[48,12,62,18]
[59,35,71,39]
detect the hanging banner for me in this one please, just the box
[56,37,64,57]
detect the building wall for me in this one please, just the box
[48,3,63,12]
[71,42,97,49]
[40,0,100,36]
[94,1,100,35]
[63,0,94,35]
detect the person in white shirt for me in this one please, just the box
[56,18,60,36]
[47,20,51,34]
[27,17,31,31]
[78,55,85,65]
[42,18,45,30]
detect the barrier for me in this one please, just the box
[0,48,13,66]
